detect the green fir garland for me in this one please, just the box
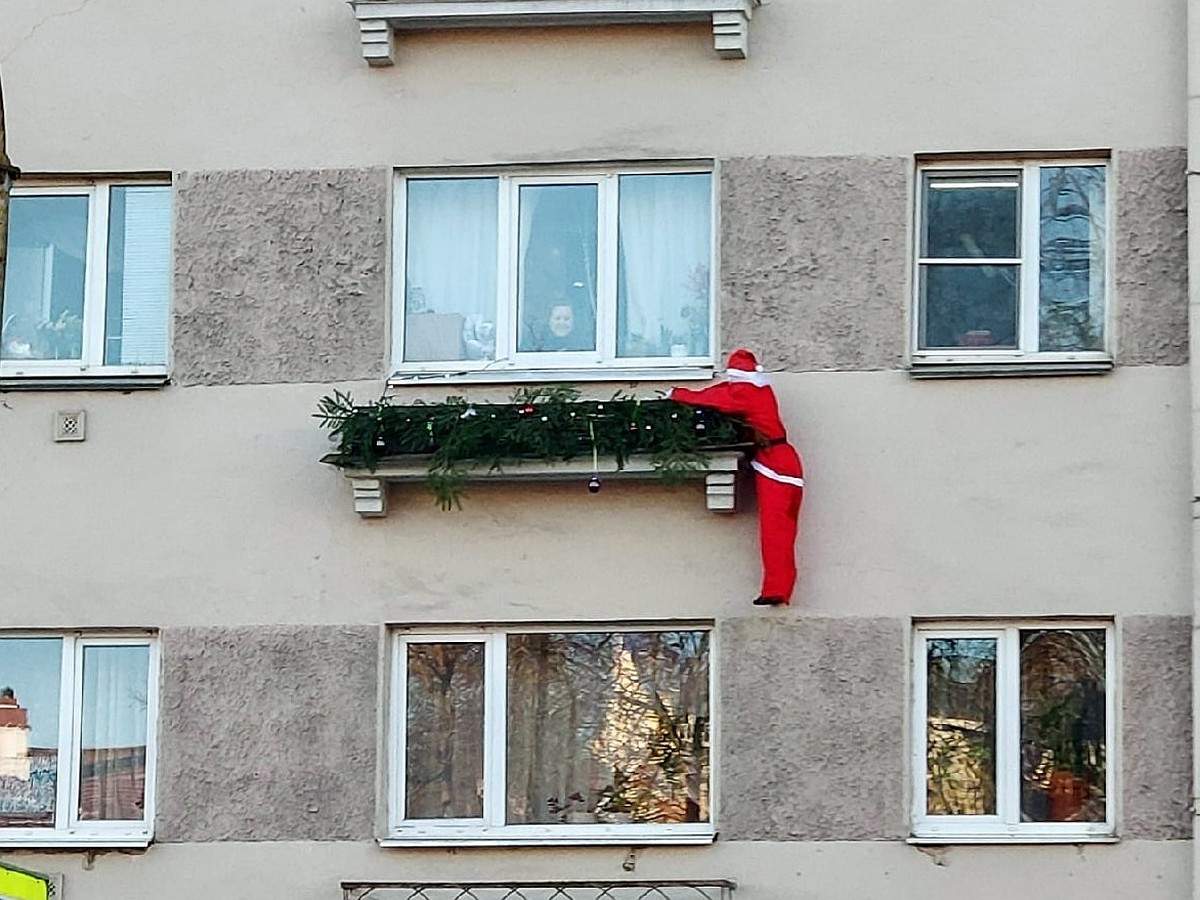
[316,385,744,509]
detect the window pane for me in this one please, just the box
[922,176,1019,259]
[405,179,498,362]
[919,264,1019,349]
[506,631,710,826]
[517,184,598,353]
[1039,166,1107,352]
[925,638,997,816]
[1020,629,1106,823]
[0,639,62,827]
[77,645,150,822]
[616,174,711,359]
[104,186,171,366]
[405,643,485,820]
[2,195,88,361]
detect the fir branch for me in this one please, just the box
[317,385,744,507]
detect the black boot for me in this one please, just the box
[752,595,786,607]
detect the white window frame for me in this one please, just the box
[911,158,1112,370]
[910,622,1116,843]
[0,633,159,848]
[386,623,717,846]
[0,180,172,381]
[390,165,718,385]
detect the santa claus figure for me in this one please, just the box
[670,349,805,606]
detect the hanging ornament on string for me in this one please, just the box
[587,421,602,493]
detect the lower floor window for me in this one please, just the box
[913,623,1113,839]
[392,626,712,842]
[0,634,157,844]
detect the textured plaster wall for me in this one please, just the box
[1,840,1189,900]
[0,368,1188,625]
[719,156,909,373]
[156,626,378,842]
[1122,615,1192,839]
[1115,148,1189,366]
[719,616,908,840]
[0,0,1184,169]
[173,169,389,385]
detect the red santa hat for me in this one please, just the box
[725,348,771,387]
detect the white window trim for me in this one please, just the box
[389,165,718,386]
[386,623,717,846]
[0,633,159,848]
[910,158,1113,373]
[910,621,1116,843]
[0,180,171,382]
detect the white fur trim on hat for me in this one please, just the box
[726,368,772,387]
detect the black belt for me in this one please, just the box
[756,436,788,449]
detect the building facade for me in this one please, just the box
[0,0,1194,897]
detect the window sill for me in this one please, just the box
[388,366,714,387]
[0,371,170,391]
[327,450,745,517]
[381,827,716,848]
[907,834,1118,846]
[0,834,153,849]
[908,355,1113,379]
[351,0,761,65]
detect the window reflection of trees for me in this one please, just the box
[506,631,709,825]
[1039,167,1106,353]
[405,643,485,820]
[1019,629,1106,823]
[925,639,997,816]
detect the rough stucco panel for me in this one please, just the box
[1116,148,1188,366]
[173,169,388,385]
[719,617,907,840]
[720,157,908,372]
[157,626,378,842]
[1122,615,1191,839]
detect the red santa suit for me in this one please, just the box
[670,349,805,606]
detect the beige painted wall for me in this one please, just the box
[0,368,1188,627]
[0,839,1188,900]
[0,0,1185,170]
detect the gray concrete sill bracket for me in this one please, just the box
[325,450,744,518]
[350,0,761,65]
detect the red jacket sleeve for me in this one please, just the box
[669,382,743,415]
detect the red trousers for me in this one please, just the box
[756,473,804,602]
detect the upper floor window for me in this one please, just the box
[393,167,714,381]
[912,623,1114,842]
[914,160,1109,371]
[1,181,172,381]
[0,634,158,847]
[389,625,713,845]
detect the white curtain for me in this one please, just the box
[405,179,498,361]
[617,174,711,358]
[78,645,149,822]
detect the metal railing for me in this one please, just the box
[342,881,736,900]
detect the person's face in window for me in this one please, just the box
[549,304,574,338]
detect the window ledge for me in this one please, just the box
[388,366,715,387]
[0,372,170,391]
[326,450,744,517]
[0,834,152,850]
[380,829,717,848]
[908,357,1113,379]
[907,834,1118,846]
[351,0,761,65]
